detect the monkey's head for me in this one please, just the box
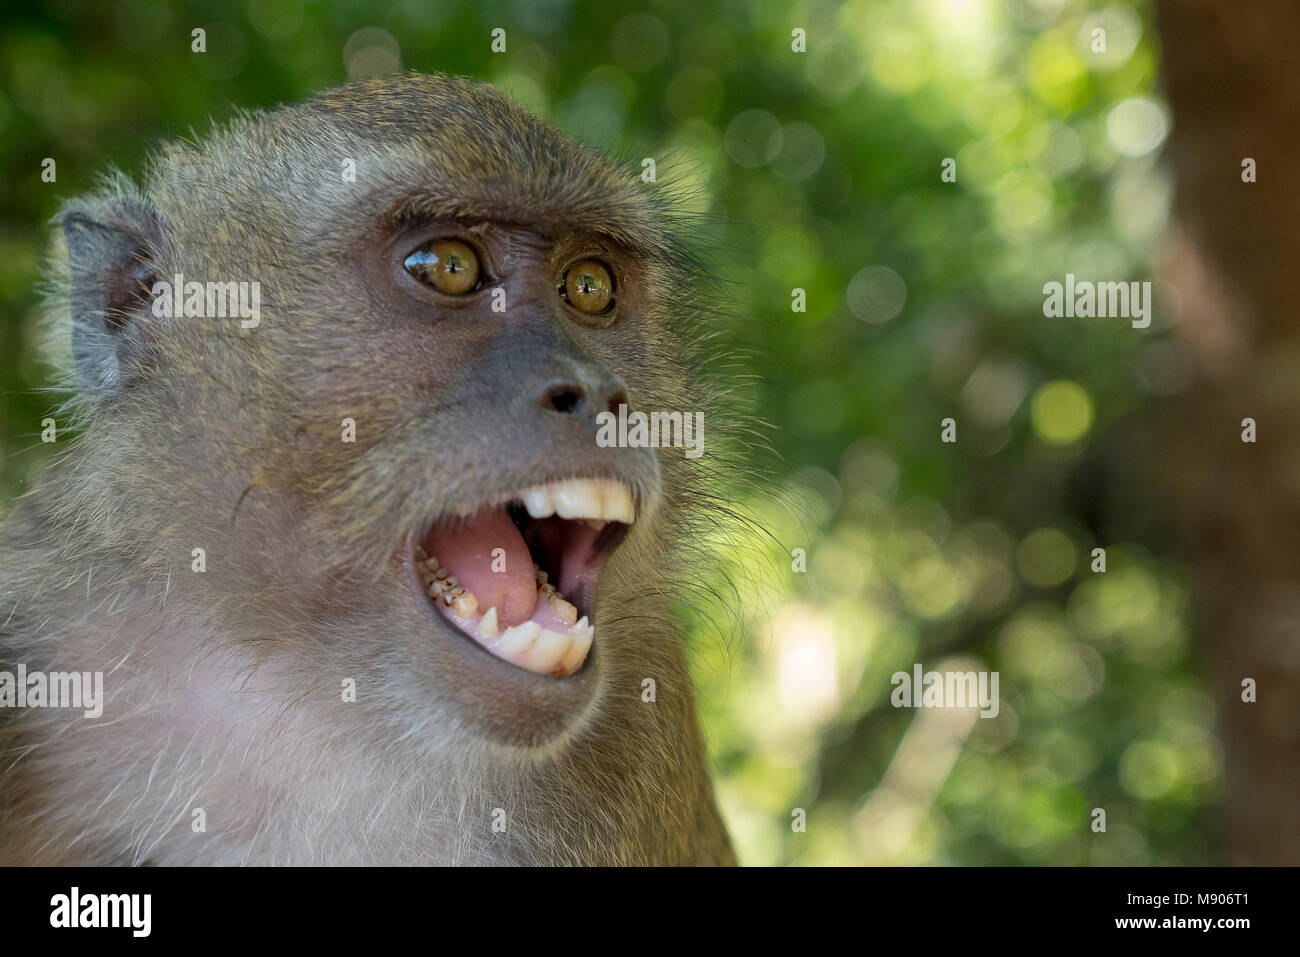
[50,73,722,754]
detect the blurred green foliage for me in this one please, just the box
[0,0,1215,864]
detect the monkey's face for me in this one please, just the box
[244,194,689,747]
[321,217,666,742]
[394,227,643,657]
[62,78,704,752]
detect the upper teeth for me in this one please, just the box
[519,478,634,523]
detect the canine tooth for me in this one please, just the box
[496,621,541,657]
[575,615,589,632]
[452,591,478,617]
[604,482,634,523]
[522,487,555,519]
[557,625,593,675]
[550,596,578,625]
[477,607,499,639]
[523,629,571,674]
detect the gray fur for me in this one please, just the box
[0,73,738,865]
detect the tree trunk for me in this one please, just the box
[1156,0,1300,865]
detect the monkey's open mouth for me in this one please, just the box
[413,478,632,677]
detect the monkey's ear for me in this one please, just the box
[60,197,166,400]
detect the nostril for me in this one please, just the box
[542,383,586,415]
[606,387,628,415]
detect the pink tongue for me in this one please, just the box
[424,508,537,627]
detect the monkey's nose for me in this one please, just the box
[539,379,628,419]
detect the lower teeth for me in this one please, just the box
[415,551,593,676]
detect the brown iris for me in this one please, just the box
[562,259,614,315]
[404,239,481,294]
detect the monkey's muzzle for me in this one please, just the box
[413,478,632,677]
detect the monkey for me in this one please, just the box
[0,72,740,865]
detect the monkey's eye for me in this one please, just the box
[404,239,482,294]
[560,259,615,316]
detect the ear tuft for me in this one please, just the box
[60,194,166,401]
